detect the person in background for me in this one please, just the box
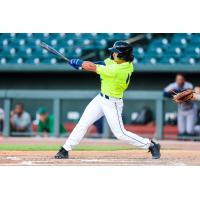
[188,86,200,101]
[10,103,31,133]
[163,74,197,137]
[37,107,67,137]
[0,108,4,133]
[194,86,200,97]
[93,117,103,135]
[190,87,200,135]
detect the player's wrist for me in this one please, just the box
[82,61,96,72]
[69,59,83,70]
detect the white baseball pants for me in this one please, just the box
[177,107,197,134]
[63,94,151,151]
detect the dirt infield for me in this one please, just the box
[1,137,200,166]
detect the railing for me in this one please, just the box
[0,90,164,139]
[1,63,200,73]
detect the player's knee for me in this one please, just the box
[187,127,194,134]
[76,123,90,132]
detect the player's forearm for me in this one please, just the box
[82,61,97,72]
[163,88,182,98]
[163,91,173,98]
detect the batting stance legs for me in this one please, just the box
[63,94,151,151]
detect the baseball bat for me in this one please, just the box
[39,41,70,62]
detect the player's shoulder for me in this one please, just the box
[164,82,177,91]
[104,58,115,65]
[184,81,193,89]
[23,111,31,118]
[168,82,177,88]
[48,115,55,121]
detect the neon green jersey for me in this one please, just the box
[96,58,134,98]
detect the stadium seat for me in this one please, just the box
[42,58,53,64]
[149,38,169,49]
[9,57,24,64]
[165,47,182,59]
[26,58,40,64]
[0,57,7,64]
[171,34,187,43]
[0,33,200,65]
[146,47,164,59]
[179,56,197,64]
[174,33,193,40]
[96,33,114,41]
[184,48,200,59]
[142,56,157,64]
[190,34,200,44]
[1,39,9,47]
[96,39,107,49]
[0,33,10,40]
[133,47,145,59]
[74,48,82,57]
[113,33,131,40]
[160,56,176,64]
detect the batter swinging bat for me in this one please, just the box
[39,41,70,62]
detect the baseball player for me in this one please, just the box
[163,74,197,137]
[55,41,161,159]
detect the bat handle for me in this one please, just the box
[62,56,69,62]
[171,90,177,95]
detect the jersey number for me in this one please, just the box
[126,73,131,84]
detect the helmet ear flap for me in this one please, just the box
[110,52,114,60]
[117,51,134,62]
[117,53,123,59]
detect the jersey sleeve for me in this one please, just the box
[163,83,177,98]
[24,113,31,127]
[37,121,44,132]
[186,82,193,89]
[96,64,116,77]
[93,61,106,65]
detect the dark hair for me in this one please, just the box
[117,50,134,62]
[176,73,186,79]
[15,103,24,109]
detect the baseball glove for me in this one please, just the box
[172,89,194,103]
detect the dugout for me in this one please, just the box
[0,64,200,126]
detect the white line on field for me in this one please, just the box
[6,156,21,161]
[21,161,33,165]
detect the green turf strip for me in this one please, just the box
[0,144,132,151]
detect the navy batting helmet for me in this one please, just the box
[108,41,134,62]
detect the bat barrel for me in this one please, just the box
[39,41,70,63]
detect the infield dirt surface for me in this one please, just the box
[1,137,200,166]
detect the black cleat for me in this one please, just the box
[148,140,161,159]
[55,147,69,159]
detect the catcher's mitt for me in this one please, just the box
[172,89,194,103]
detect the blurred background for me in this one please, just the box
[0,33,200,140]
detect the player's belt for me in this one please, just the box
[100,92,121,100]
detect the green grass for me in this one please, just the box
[0,144,132,151]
